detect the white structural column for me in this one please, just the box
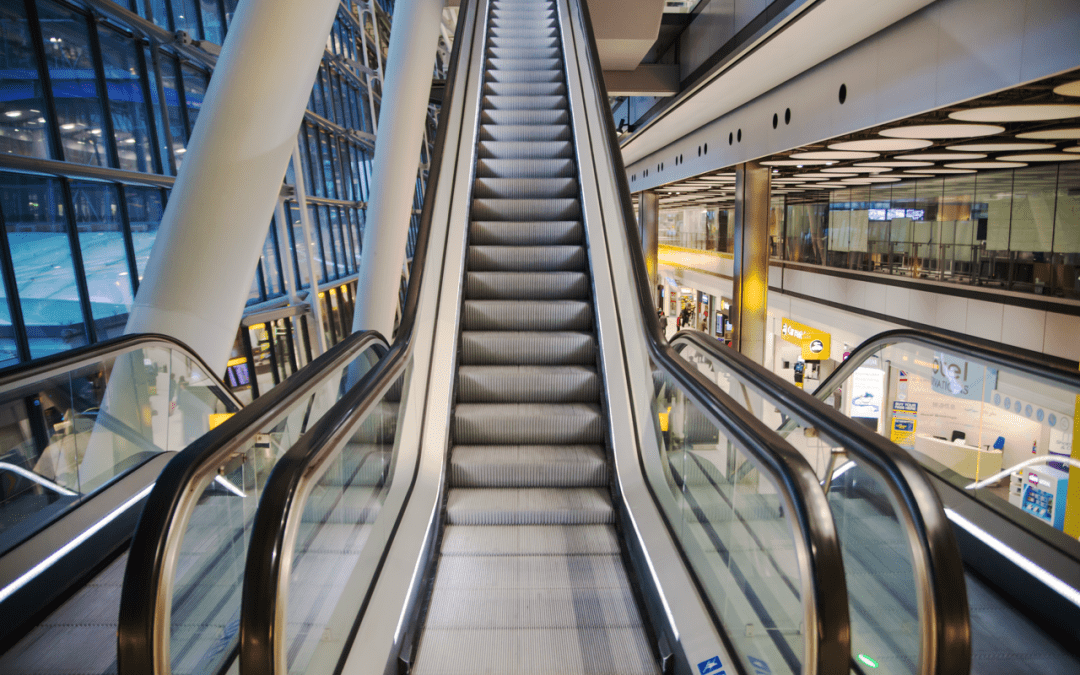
[125,0,342,373]
[352,0,445,339]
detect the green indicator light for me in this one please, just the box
[857,654,879,669]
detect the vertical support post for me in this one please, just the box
[292,142,328,356]
[732,161,771,363]
[274,195,308,366]
[638,190,659,294]
[352,0,445,339]
[125,0,342,372]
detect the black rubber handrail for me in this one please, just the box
[237,1,478,672]
[565,1,852,673]
[0,332,241,411]
[116,328,388,675]
[672,327,973,675]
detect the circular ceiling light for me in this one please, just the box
[795,172,855,178]
[1064,146,1080,153]
[896,174,936,179]
[1053,80,1080,97]
[829,138,932,151]
[790,150,880,160]
[880,123,1004,139]
[950,104,1080,123]
[895,152,986,161]
[841,176,901,183]
[906,168,976,174]
[855,160,934,168]
[944,161,1028,169]
[996,152,1080,162]
[1017,128,1080,140]
[820,166,887,173]
[760,160,830,166]
[944,141,1055,152]
[806,183,852,189]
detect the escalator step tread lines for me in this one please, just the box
[412,2,659,673]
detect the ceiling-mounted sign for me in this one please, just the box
[780,318,831,361]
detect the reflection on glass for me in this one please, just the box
[0,2,51,159]
[70,181,134,338]
[126,186,165,281]
[171,0,201,39]
[0,172,88,358]
[181,64,208,135]
[199,0,224,45]
[98,26,155,173]
[158,53,188,169]
[144,45,173,174]
[36,0,108,167]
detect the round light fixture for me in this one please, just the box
[906,168,977,174]
[760,159,830,166]
[1016,128,1080,140]
[895,152,986,161]
[806,183,852,189]
[1064,146,1080,154]
[944,142,1055,152]
[943,161,1028,169]
[896,174,936,179]
[880,123,1004,139]
[795,172,855,178]
[950,104,1080,123]
[854,161,935,168]
[820,166,888,173]
[828,138,932,151]
[996,152,1080,162]
[1053,80,1080,97]
[841,176,901,183]
[790,150,880,160]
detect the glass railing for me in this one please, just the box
[671,333,972,675]
[117,330,388,675]
[0,334,238,557]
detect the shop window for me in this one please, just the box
[0,2,51,160]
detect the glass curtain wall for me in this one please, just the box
[0,0,443,368]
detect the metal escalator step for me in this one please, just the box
[457,365,600,402]
[482,109,568,126]
[450,444,607,486]
[490,28,558,39]
[489,22,556,33]
[471,198,580,221]
[445,487,613,525]
[439,524,620,555]
[486,57,562,71]
[484,68,561,83]
[424,585,643,629]
[479,124,571,142]
[460,331,596,365]
[453,402,604,445]
[474,176,576,198]
[462,299,592,331]
[469,220,582,245]
[482,95,567,111]
[476,158,575,178]
[489,37,558,50]
[467,245,585,271]
[478,139,572,159]
[464,271,588,299]
[430,553,629,590]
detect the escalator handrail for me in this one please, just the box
[671,328,973,675]
[116,328,389,675]
[0,332,242,411]
[564,1,851,674]
[237,2,477,672]
[812,327,1080,403]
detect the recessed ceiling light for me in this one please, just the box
[1016,128,1080,140]
[895,153,986,161]
[1053,80,1080,97]
[820,166,887,173]
[855,161,935,168]
[944,142,1055,152]
[996,152,1080,162]
[795,172,855,178]
[807,183,852,188]
[829,138,932,151]
[760,160,829,166]
[897,174,936,179]
[840,176,901,183]
[790,150,880,160]
[944,161,1028,169]
[1064,146,1080,153]
[906,168,977,174]
[950,104,1080,123]
[880,123,1004,139]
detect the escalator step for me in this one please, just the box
[476,157,575,178]
[462,299,592,330]
[450,444,607,486]
[424,585,643,629]
[482,81,566,98]
[469,220,582,245]
[481,109,568,126]
[439,524,620,556]
[457,365,600,402]
[479,124,572,142]
[478,139,572,159]
[467,245,585,271]
[471,197,580,220]
[460,331,596,365]
[474,176,577,198]
[486,57,562,71]
[453,402,604,445]
[445,487,613,525]
[482,94,568,110]
[465,271,589,299]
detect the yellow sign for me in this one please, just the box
[226,356,248,368]
[890,416,917,446]
[780,318,831,361]
[1064,366,1080,538]
[209,413,235,430]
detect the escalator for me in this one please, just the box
[800,329,1080,674]
[0,329,388,675]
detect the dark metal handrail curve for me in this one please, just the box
[116,328,388,675]
[565,1,850,673]
[237,0,478,672]
[672,328,973,675]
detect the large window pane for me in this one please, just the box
[0,172,88,357]
[1053,163,1080,299]
[36,0,108,167]
[1009,165,1058,295]
[0,2,51,159]
[172,0,201,39]
[126,186,164,282]
[149,0,171,30]
[199,0,224,45]
[98,27,154,173]
[180,64,208,135]
[158,54,188,168]
[261,222,282,298]
[70,182,133,340]
[143,46,172,173]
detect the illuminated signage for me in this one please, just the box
[780,318,831,361]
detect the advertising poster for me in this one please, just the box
[891,417,917,445]
[850,367,884,419]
